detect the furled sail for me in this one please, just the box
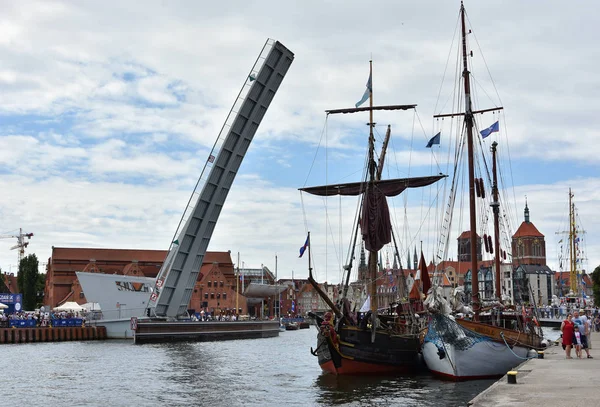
[299,174,445,197]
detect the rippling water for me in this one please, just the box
[5,327,494,406]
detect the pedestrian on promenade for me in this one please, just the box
[561,313,574,359]
[573,325,583,358]
[572,309,593,358]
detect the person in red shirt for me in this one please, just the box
[561,313,575,359]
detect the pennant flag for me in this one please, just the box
[426,132,441,148]
[558,239,563,244]
[299,235,309,258]
[419,251,431,295]
[480,121,499,139]
[355,72,372,108]
[172,239,179,245]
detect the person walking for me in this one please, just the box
[572,309,593,358]
[561,313,575,359]
[573,325,583,358]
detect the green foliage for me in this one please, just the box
[592,265,600,304]
[16,254,40,310]
[0,267,9,293]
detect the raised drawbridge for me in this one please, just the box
[149,39,294,319]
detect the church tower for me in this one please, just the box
[512,201,546,266]
[358,244,368,282]
[457,231,482,262]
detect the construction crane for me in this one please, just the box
[0,228,34,264]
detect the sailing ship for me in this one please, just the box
[301,62,445,375]
[421,3,543,380]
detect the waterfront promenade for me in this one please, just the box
[469,332,598,406]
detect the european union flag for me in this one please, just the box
[426,132,441,148]
[299,235,309,258]
[480,121,499,139]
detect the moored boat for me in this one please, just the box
[300,61,445,375]
[422,2,543,380]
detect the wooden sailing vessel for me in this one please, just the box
[422,2,543,380]
[302,62,445,375]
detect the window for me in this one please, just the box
[210,293,215,299]
[204,293,208,299]
[223,293,227,300]
[208,281,212,287]
[220,281,224,287]
[217,293,221,298]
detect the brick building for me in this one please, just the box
[43,247,248,315]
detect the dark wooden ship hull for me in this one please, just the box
[312,315,420,375]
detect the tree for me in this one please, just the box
[0,267,9,293]
[16,254,40,311]
[591,265,600,305]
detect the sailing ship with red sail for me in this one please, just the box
[300,62,445,375]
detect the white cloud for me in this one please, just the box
[0,0,599,285]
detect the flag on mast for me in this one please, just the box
[426,132,441,148]
[355,72,372,108]
[480,121,499,139]
[299,234,309,258]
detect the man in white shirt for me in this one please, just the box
[573,309,592,358]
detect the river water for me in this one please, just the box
[5,327,495,407]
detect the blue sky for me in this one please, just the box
[0,1,599,285]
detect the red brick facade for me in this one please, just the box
[43,247,247,314]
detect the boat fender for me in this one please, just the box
[437,347,446,360]
[475,179,481,197]
[479,178,486,198]
[487,235,493,254]
[483,234,490,253]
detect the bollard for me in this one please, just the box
[537,351,545,359]
[507,371,518,384]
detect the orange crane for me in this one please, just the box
[0,228,34,264]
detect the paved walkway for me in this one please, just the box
[469,331,599,406]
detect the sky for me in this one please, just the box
[1,1,599,286]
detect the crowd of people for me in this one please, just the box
[0,310,86,328]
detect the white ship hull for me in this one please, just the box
[76,272,155,339]
[422,317,533,380]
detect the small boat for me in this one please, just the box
[285,322,299,331]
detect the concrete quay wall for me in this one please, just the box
[0,326,107,344]
[469,331,598,406]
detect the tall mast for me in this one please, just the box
[569,189,577,294]
[366,60,379,319]
[491,142,501,300]
[460,3,480,320]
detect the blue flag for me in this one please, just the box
[480,121,499,139]
[426,132,441,148]
[355,72,372,108]
[299,235,309,258]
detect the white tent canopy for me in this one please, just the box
[0,302,8,309]
[53,301,86,312]
[81,302,101,311]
